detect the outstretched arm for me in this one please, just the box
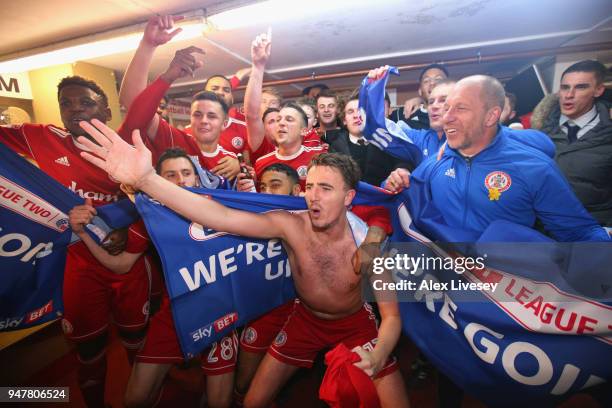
[245,33,271,151]
[119,15,183,108]
[78,119,290,240]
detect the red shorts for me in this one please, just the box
[240,300,295,353]
[269,301,398,379]
[61,242,151,341]
[136,292,238,375]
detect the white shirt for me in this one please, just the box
[349,133,368,146]
[559,104,600,140]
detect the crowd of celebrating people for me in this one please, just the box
[1,14,610,408]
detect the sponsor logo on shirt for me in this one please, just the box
[444,168,456,179]
[68,181,118,203]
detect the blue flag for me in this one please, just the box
[136,189,303,358]
[137,180,610,405]
[0,144,225,333]
[388,186,611,406]
[0,142,79,330]
[358,66,423,165]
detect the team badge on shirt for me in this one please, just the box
[484,171,511,201]
[231,136,244,149]
[296,165,308,178]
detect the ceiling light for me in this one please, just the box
[0,19,206,74]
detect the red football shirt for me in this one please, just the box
[254,146,323,191]
[148,119,237,171]
[125,219,150,254]
[302,128,322,148]
[218,117,248,155]
[249,137,276,164]
[0,124,122,206]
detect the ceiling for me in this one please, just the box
[2,0,611,102]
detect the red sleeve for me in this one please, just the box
[0,124,35,158]
[351,205,392,235]
[118,76,171,140]
[229,75,241,90]
[125,219,150,254]
[250,138,275,163]
[146,119,190,164]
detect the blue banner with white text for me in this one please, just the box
[0,142,78,330]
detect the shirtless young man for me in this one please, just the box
[76,119,410,408]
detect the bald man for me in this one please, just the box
[382,73,609,242]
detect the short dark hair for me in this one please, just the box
[204,74,231,90]
[308,153,361,190]
[57,76,109,107]
[261,163,299,185]
[192,91,229,115]
[156,147,197,174]
[302,83,329,96]
[505,92,517,110]
[262,107,280,122]
[315,89,338,105]
[281,101,308,128]
[561,60,608,84]
[419,64,449,84]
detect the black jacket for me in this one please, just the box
[541,100,612,226]
[324,129,415,186]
